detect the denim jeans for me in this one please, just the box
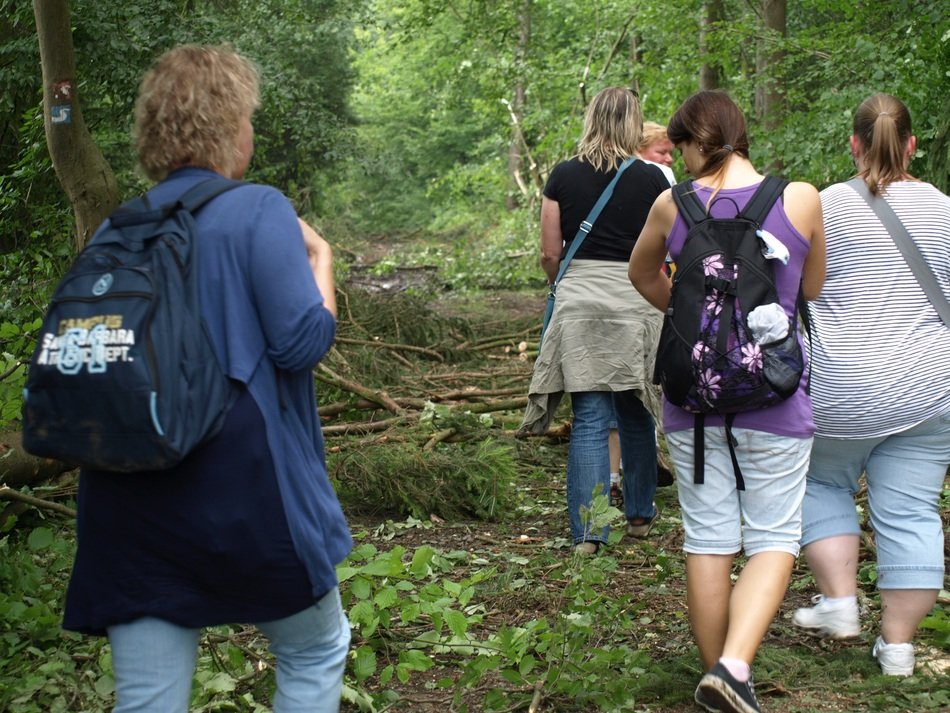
[567,390,657,544]
[107,588,350,712]
[802,407,950,590]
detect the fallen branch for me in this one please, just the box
[315,364,404,414]
[321,415,414,436]
[0,485,76,518]
[463,397,527,413]
[457,331,536,351]
[335,336,444,362]
[321,392,527,419]
[529,679,544,713]
[423,428,456,450]
[435,387,526,401]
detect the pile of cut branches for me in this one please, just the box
[320,288,563,521]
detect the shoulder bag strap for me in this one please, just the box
[847,177,950,328]
[551,157,637,287]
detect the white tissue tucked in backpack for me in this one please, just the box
[748,303,789,344]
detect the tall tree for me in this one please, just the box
[755,0,786,170]
[33,0,118,249]
[505,0,532,210]
[699,0,724,90]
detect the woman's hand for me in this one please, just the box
[298,218,337,317]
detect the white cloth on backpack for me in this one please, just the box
[747,303,789,344]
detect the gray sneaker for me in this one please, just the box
[791,594,860,639]
[872,636,915,676]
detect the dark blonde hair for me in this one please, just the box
[133,44,260,181]
[576,87,643,172]
[638,121,670,152]
[852,93,913,195]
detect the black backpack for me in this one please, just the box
[654,176,806,488]
[22,178,242,472]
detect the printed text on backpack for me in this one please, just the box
[21,178,242,472]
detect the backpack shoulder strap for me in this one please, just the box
[107,178,244,231]
[177,177,245,213]
[739,175,789,225]
[671,179,708,228]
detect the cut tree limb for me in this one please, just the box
[315,364,404,414]
[335,336,444,362]
[0,485,76,518]
[0,431,76,489]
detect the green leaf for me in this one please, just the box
[93,674,114,698]
[349,575,372,600]
[409,545,436,577]
[336,565,359,582]
[373,585,398,610]
[27,527,53,551]
[443,609,468,638]
[352,645,376,683]
[201,671,237,693]
[399,649,434,672]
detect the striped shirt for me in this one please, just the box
[810,180,950,438]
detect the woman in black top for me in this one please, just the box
[521,87,669,552]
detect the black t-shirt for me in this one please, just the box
[543,157,668,262]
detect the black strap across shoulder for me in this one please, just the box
[739,175,789,224]
[177,177,245,213]
[672,175,789,228]
[671,180,709,228]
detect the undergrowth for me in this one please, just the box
[331,437,517,521]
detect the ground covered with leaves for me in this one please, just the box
[2,285,948,713]
[317,286,950,712]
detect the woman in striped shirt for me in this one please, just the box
[792,94,950,677]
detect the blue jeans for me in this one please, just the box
[802,407,950,590]
[567,390,657,544]
[107,588,350,712]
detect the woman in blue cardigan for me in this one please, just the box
[63,45,352,712]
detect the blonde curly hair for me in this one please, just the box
[637,121,670,153]
[133,44,260,181]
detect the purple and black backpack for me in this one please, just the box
[654,176,806,488]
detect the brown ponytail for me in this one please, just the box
[852,94,912,195]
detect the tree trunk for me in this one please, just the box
[506,0,531,210]
[700,0,724,90]
[0,431,75,490]
[33,0,119,250]
[755,0,786,171]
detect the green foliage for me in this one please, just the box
[0,527,112,713]
[330,0,950,240]
[0,244,73,429]
[919,607,950,650]
[331,438,517,520]
[337,500,675,712]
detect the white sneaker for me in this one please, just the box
[872,636,915,676]
[791,595,860,639]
